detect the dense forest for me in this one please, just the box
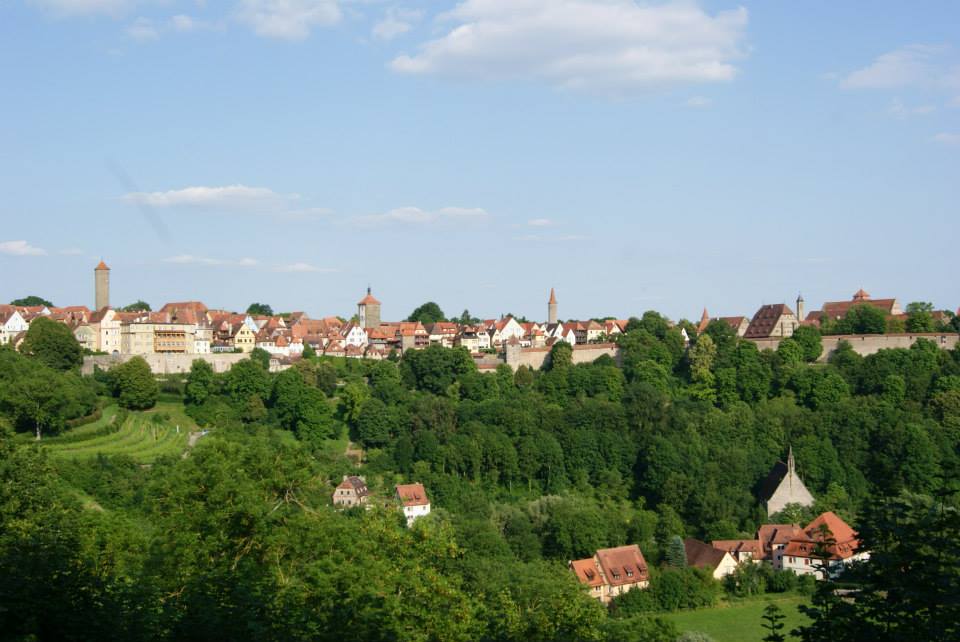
[1,312,958,641]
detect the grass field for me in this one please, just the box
[662,593,810,642]
[42,402,199,464]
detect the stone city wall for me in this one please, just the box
[82,352,249,376]
[748,333,958,362]
[507,343,621,370]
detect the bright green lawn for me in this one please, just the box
[42,402,199,463]
[662,594,810,642]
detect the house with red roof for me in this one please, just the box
[395,483,431,526]
[782,512,867,579]
[684,538,739,579]
[744,303,799,339]
[569,544,650,604]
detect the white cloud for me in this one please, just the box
[932,132,960,146]
[842,44,960,90]
[354,206,489,226]
[527,218,554,227]
[163,255,259,267]
[0,240,47,256]
[236,0,341,40]
[372,7,422,41]
[27,0,131,16]
[273,262,338,273]
[122,184,296,211]
[888,98,935,119]
[685,95,712,108]
[171,14,197,31]
[126,17,159,41]
[390,0,748,93]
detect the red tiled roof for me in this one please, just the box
[782,512,860,561]
[570,558,605,587]
[395,483,429,507]
[595,545,649,587]
[549,288,557,304]
[712,539,762,556]
[744,304,796,339]
[95,260,109,270]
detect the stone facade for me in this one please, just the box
[82,352,249,375]
[749,332,959,362]
[94,261,110,311]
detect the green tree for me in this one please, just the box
[408,301,446,324]
[792,325,823,362]
[111,357,158,410]
[246,302,273,316]
[185,359,215,405]
[121,300,151,312]
[250,347,272,370]
[837,304,886,334]
[271,369,335,443]
[301,343,317,359]
[761,602,786,642]
[19,317,82,370]
[905,301,936,333]
[223,359,271,405]
[666,535,687,567]
[9,295,53,307]
[547,341,573,371]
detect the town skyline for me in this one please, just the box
[3,259,959,325]
[2,2,958,321]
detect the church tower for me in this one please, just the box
[796,293,805,323]
[358,287,381,329]
[94,260,110,311]
[548,288,558,325]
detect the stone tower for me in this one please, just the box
[358,287,381,330]
[548,288,558,325]
[796,293,805,323]
[94,260,110,311]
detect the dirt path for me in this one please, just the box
[344,441,364,466]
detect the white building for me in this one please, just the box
[395,483,431,527]
[0,308,29,345]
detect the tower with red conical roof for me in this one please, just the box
[548,288,558,325]
[94,260,110,311]
[358,287,381,329]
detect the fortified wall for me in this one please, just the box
[82,353,250,376]
[748,332,958,362]
[503,343,621,371]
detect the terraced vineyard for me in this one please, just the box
[43,402,200,463]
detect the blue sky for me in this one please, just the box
[1,0,958,322]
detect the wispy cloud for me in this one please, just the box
[889,98,936,118]
[125,17,159,42]
[0,240,47,256]
[842,44,960,90]
[27,0,131,17]
[390,0,748,93]
[236,0,341,41]
[123,184,292,208]
[353,206,489,226]
[162,255,259,267]
[372,7,422,41]
[932,132,960,146]
[513,233,587,242]
[685,95,713,108]
[273,262,338,273]
[527,218,554,227]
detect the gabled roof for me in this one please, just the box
[744,304,796,339]
[712,539,763,556]
[569,558,605,587]
[595,545,649,587]
[336,475,369,496]
[395,483,429,507]
[684,538,730,570]
[783,511,860,561]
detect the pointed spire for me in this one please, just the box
[548,288,557,304]
[787,446,795,474]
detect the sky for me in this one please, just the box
[1,0,958,323]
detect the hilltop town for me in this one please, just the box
[1,261,958,375]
